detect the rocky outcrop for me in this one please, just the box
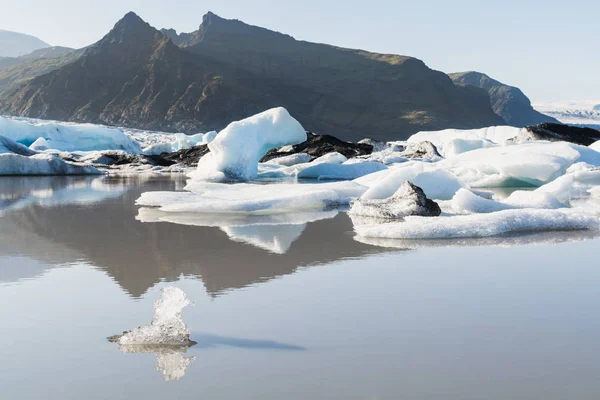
[524,123,600,146]
[449,71,558,127]
[261,132,373,162]
[349,181,441,219]
[160,145,210,166]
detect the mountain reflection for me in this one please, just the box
[0,176,389,296]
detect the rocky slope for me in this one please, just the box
[449,71,558,127]
[0,12,505,141]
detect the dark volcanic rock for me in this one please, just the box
[398,141,441,159]
[349,181,441,219]
[261,132,373,162]
[160,145,210,166]
[525,123,600,146]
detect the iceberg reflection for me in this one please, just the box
[137,208,338,254]
[118,344,196,382]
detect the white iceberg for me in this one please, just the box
[591,140,600,152]
[189,108,306,181]
[142,132,217,155]
[117,287,194,346]
[407,126,523,152]
[450,188,567,215]
[296,161,387,180]
[0,116,142,153]
[136,181,366,214]
[356,162,466,200]
[436,142,584,187]
[354,209,599,240]
[0,153,102,176]
[264,153,312,166]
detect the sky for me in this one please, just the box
[0,0,598,102]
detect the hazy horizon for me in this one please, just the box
[1,0,598,103]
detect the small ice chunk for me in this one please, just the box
[264,153,312,166]
[116,287,195,346]
[590,140,600,152]
[354,209,600,240]
[297,161,387,180]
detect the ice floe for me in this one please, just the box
[137,181,366,214]
[354,209,600,240]
[0,116,142,153]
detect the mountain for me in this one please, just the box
[0,46,80,96]
[0,12,505,141]
[0,30,50,57]
[449,71,558,127]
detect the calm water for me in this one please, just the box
[1,176,600,399]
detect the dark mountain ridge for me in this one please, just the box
[449,71,558,127]
[0,12,506,141]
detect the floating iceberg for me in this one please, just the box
[112,287,195,346]
[356,162,466,200]
[296,161,387,180]
[591,140,600,152]
[189,108,306,181]
[436,142,585,187]
[264,153,312,166]
[137,181,366,214]
[354,209,599,240]
[0,153,102,176]
[142,132,217,155]
[407,126,524,152]
[0,116,142,153]
[450,188,567,215]
[0,136,37,156]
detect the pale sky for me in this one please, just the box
[1,0,598,102]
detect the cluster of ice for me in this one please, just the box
[121,106,600,244]
[142,131,217,155]
[117,287,194,346]
[0,116,142,153]
[190,107,307,181]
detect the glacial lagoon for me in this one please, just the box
[1,176,600,399]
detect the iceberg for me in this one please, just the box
[113,287,195,346]
[407,126,524,151]
[296,161,387,180]
[591,140,600,152]
[189,108,306,181]
[0,153,102,176]
[356,162,466,200]
[0,116,142,153]
[264,153,312,166]
[354,209,599,240]
[450,188,566,215]
[142,132,217,155]
[436,142,583,187]
[136,181,366,214]
[0,135,37,156]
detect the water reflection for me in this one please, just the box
[138,208,339,254]
[0,176,387,296]
[118,344,196,382]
